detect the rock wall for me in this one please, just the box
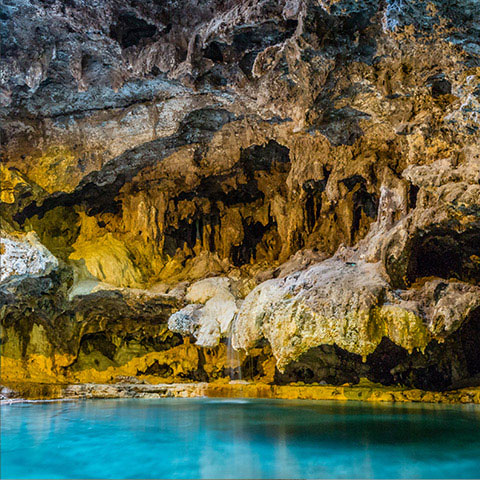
[1,0,479,391]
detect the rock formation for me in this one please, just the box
[1,0,479,392]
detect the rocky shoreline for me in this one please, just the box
[2,380,480,405]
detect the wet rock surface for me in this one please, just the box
[1,0,480,394]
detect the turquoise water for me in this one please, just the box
[1,398,480,479]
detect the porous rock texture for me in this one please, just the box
[1,0,480,392]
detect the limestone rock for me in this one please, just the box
[69,233,144,288]
[168,303,203,337]
[0,231,58,284]
[236,259,419,369]
[168,277,241,347]
[233,157,480,370]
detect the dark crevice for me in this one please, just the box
[239,51,259,78]
[302,179,326,233]
[177,173,263,205]
[406,227,480,285]
[408,183,419,210]
[138,360,173,376]
[140,332,183,351]
[238,140,291,175]
[232,20,297,53]
[241,355,264,380]
[189,348,209,382]
[340,175,378,241]
[365,337,409,385]
[274,345,362,386]
[231,218,276,267]
[163,214,220,257]
[427,73,452,98]
[203,41,224,62]
[110,12,158,49]
[455,307,480,383]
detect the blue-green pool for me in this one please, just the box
[1,398,480,479]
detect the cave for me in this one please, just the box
[452,307,480,386]
[366,309,480,391]
[109,12,158,48]
[406,227,480,285]
[274,345,363,386]
[1,0,480,449]
[2,0,480,476]
[273,311,480,392]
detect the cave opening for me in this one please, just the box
[203,41,224,62]
[163,218,199,257]
[365,337,409,386]
[366,310,480,391]
[302,179,326,233]
[406,227,480,285]
[109,12,158,48]
[232,21,298,53]
[162,213,220,258]
[427,73,452,98]
[274,345,362,386]
[339,175,378,242]
[241,355,264,380]
[273,316,480,391]
[408,183,419,210]
[231,219,274,267]
[456,307,480,382]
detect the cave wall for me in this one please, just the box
[1,0,480,390]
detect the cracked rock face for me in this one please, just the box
[1,0,480,391]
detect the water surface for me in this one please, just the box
[2,398,480,479]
